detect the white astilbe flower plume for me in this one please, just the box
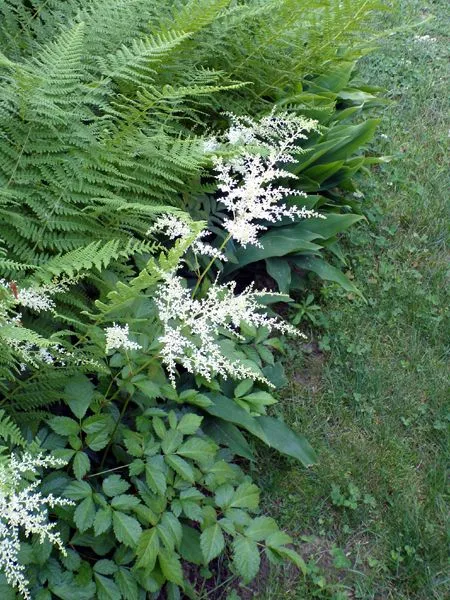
[215,111,325,247]
[105,323,142,353]
[148,214,227,262]
[155,272,305,386]
[0,453,74,599]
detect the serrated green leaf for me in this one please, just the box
[136,528,159,572]
[115,567,139,600]
[233,537,260,583]
[145,462,167,495]
[65,374,94,420]
[229,481,259,509]
[65,480,92,500]
[74,496,96,533]
[111,494,141,511]
[94,559,118,575]
[177,414,203,435]
[113,511,142,547]
[165,455,195,483]
[94,507,112,536]
[48,416,80,437]
[245,517,279,541]
[95,574,121,600]
[103,475,130,497]
[200,524,225,563]
[161,430,183,454]
[177,437,217,464]
[158,549,184,587]
[73,451,90,480]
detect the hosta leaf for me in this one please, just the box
[203,420,255,461]
[233,537,260,583]
[112,511,142,547]
[136,528,159,572]
[158,549,184,587]
[256,416,317,467]
[74,496,96,533]
[293,256,361,294]
[94,574,121,600]
[165,455,195,483]
[200,524,225,563]
[203,394,268,443]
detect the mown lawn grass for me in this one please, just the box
[252,1,449,599]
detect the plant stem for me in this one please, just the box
[192,233,232,297]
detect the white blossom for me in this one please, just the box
[149,215,228,262]
[215,111,324,247]
[105,323,142,353]
[203,137,220,153]
[16,288,55,312]
[155,272,304,386]
[0,453,74,599]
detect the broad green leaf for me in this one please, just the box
[177,437,217,463]
[47,416,80,437]
[245,517,279,541]
[73,451,90,480]
[229,481,259,509]
[180,525,203,565]
[271,546,308,575]
[177,414,203,435]
[256,416,317,467]
[203,394,268,443]
[136,528,159,572]
[94,507,112,536]
[103,475,130,497]
[203,420,255,461]
[94,559,117,575]
[112,511,142,547]
[65,480,92,500]
[95,574,121,600]
[266,257,292,293]
[293,256,361,294]
[233,537,260,583]
[65,374,94,420]
[158,549,184,587]
[165,455,195,483]
[200,524,225,563]
[215,484,234,509]
[241,391,277,407]
[74,496,96,533]
[234,379,253,398]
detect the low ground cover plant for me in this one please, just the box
[0,1,390,597]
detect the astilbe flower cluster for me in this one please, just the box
[154,272,304,386]
[0,453,74,599]
[148,214,228,262]
[105,323,142,353]
[214,111,324,247]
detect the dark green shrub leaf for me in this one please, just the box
[233,537,260,583]
[74,496,96,533]
[136,528,160,572]
[94,574,121,600]
[103,475,130,497]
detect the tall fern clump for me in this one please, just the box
[0,0,387,597]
